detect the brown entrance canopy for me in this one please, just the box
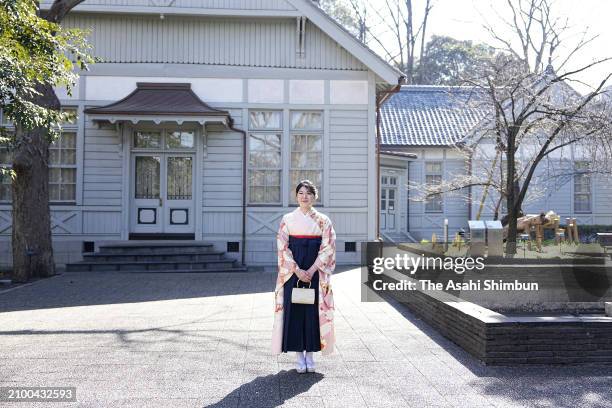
[84,82,231,126]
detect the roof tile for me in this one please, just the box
[380,85,488,146]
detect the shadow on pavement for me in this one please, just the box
[0,266,357,313]
[378,290,612,408]
[205,370,323,408]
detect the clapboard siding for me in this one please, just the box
[593,173,612,224]
[327,212,368,235]
[83,211,122,234]
[408,156,469,240]
[328,109,369,208]
[203,130,242,207]
[63,15,366,71]
[83,123,123,207]
[443,160,470,216]
[202,211,242,235]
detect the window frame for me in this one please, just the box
[0,109,13,203]
[248,110,283,205]
[0,144,11,203]
[573,161,592,214]
[131,126,198,153]
[424,161,443,213]
[48,106,79,204]
[289,110,323,205]
[0,106,80,205]
[48,131,78,204]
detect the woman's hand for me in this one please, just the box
[305,265,318,278]
[296,268,311,283]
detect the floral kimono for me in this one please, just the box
[272,207,336,356]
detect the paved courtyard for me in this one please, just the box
[0,267,610,407]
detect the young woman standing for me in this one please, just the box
[272,180,336,373]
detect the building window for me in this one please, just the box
[290,111,323,203]
[574,162,591,213]
[248,111,282,204]
[425,162,443,212]
[0,107,78,203]
[0,145,11,202]
[49,132,77,202]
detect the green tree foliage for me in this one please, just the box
[0,0,92,144]
[1,0,92,281]
[418,35,497,85]
[319,0,366,42]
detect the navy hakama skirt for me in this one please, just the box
[282,236,322,353]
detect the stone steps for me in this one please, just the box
[66,241,246,273]
[82,251,226,263]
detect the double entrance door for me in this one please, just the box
[131,153,195,235]
[129,128,197,236]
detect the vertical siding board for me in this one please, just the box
[65,15,367,70]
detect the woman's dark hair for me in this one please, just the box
[295,180,318,199]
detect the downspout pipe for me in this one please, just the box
[228,117,247,267]
[375,80,404,241]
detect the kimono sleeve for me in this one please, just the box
[314,216,336,275]
[276,215,299,280]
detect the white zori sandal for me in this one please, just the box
[305,352,315,373]
[296,352,307,373]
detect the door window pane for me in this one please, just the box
[135,156,160,199]
[166,131,195,149]
[134,131,162,148]
[167,157,193,200]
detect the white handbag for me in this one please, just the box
[291,279,315,304]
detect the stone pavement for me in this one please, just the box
[0,267,610,408]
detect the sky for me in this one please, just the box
[365,0,612,94]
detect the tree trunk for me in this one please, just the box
[505,129,518,256]
[11,84,58,282]
[8,0,85,282]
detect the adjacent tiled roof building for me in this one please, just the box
[380,85,488,146]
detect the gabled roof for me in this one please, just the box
[44,0,404,86]
[380,86,488,146]
[289,0,404,85]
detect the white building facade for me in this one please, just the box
[0,0,403,268]
[379,85,612,242]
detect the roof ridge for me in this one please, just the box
[400,85,477,91]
